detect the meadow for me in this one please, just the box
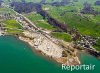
[25,12,56,30]
[25,12,72,42]
[1,0,100,50]
[3,20,23,34]
[51,32,72,42]
[42,0,100,50]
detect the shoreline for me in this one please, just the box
[1,34,100,66]
[0,34,80,65]
[17,32,81,65]
[0,33,81,65]
[15,34,100,62]
[0,34,81,65]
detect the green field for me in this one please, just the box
[3,20,23,34]
[25,12,56,30]
[0,6,22,34]
[24,12,73,42]
[94,39,100,51]
[51,32,72,42]
[1,0,100,50]
[46,6,100,37]
[0,7,15,14]
[43,0,100,50]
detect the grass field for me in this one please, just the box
[0,7,15,14]
[25,12,56,30]
[94,39,100,51]
[51,32,72,42]
[0,6,22,34]
[43,0,100,50]
[25,12,72,42]
[3,20,23,34]
[2,0,100,49]
[45,5,100,37]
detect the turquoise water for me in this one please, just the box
[0,36,100,73]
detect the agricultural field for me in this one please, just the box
[0,7,15,14]
[24,12,72,42]
[24,12,56,30]
[43,0,100,50]
[51,32,72,42]
[0,6,22,34]
[94,39,100,51]
[3,20,23,34]
[45,5,100,36]
[1,0,100,50]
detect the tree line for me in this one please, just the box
[0,0,3,6]
[81,2,100,15]
[10,2,38,13]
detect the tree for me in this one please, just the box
[73,0,78,2]
[95,1,100,6]
[81,2,94,14]
[40,0,46,4]
[83,2,93,11]
[10,2,36,13]
[61,0,70,5]
[21,0,26,3]
[0,0,3,6]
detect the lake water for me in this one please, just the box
[0,36,100,73]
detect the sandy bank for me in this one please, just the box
[18,31,80,65]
